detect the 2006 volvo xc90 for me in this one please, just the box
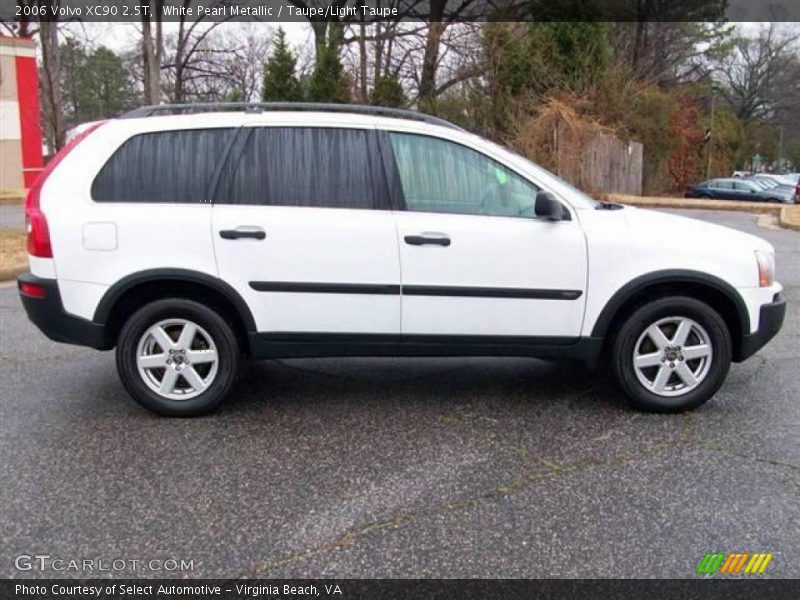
[18,103,786,416]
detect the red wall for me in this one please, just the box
[14,53,44,187]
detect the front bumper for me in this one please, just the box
[18,273,112,350]
[737,293,786,361]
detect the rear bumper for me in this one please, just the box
[736,293,786,361]
[18,273,112,350]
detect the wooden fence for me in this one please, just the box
[553,122,643,196]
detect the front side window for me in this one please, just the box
[711,180,733,190]
[218,127,379,209]
[388,132,540,218]
[92,128,235,203]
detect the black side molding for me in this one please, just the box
[403,286,582,300]
[248,282,583,300]
[249,282,400,295]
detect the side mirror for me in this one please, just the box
[535,191,564,221]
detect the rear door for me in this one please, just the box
[383,131,587,338]
[212,126,401,334]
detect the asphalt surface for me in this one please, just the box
[0,209,798,579]
[0,203,24,230]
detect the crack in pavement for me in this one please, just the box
[242,402,799,576]
[686,440,800,473]
[241,426,684,575]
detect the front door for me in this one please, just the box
[385,131,587,338]
[212,126,400,334]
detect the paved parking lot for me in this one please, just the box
[0,203,24,230]
[0,209,798,579]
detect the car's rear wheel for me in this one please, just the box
[611,296,732,413]
[116,299,241,416]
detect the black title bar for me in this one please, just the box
[1,0,799,23]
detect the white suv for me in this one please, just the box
[19,103,786,416]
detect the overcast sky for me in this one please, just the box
[69,21,311,53]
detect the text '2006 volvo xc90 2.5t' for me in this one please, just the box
[19,103,786,416]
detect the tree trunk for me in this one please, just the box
[358,20,368,102]
[373,21,383,81]
[311,20,328,60]
[418,21,445,108]
[39,20,64,150]
[174,16,187,103]
[141,1,162,104]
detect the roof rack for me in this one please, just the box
[120,102,462,130]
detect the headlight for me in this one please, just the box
[755,250,775,287]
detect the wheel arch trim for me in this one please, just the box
[93,269,257,333]
[589,269,751,339]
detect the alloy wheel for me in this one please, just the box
[632,316,713,397]
[135,319,219,400]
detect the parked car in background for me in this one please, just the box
[746,176,797,203]
[757,173,798,187]
[686,178,795,203]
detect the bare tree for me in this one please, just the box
[163,1,238,102]
[217,25,271,101]
[610,22,731,86]
[715,23,800,125]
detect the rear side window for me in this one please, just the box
[92,128,236,203]
[217,127,380,209]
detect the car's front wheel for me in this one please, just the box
[116,299,241,416]
[611,296,732,413]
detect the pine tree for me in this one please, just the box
[261,27,303,102]
[308,43,349,103]
[371,75,406,108]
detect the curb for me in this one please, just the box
[0,189,25,205]
[603,194,799,232]
[779,207,800,232]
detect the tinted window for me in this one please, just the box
[92,128,235,203]
[218,127,378,209]
[711,180,733,189]
[734,180,758,191]
[388,132,539,218]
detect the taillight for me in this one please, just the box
[18,281,47,298]
[25,121,106,258]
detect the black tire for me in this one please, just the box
[116,299,241,417]
[611,296,732,413]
